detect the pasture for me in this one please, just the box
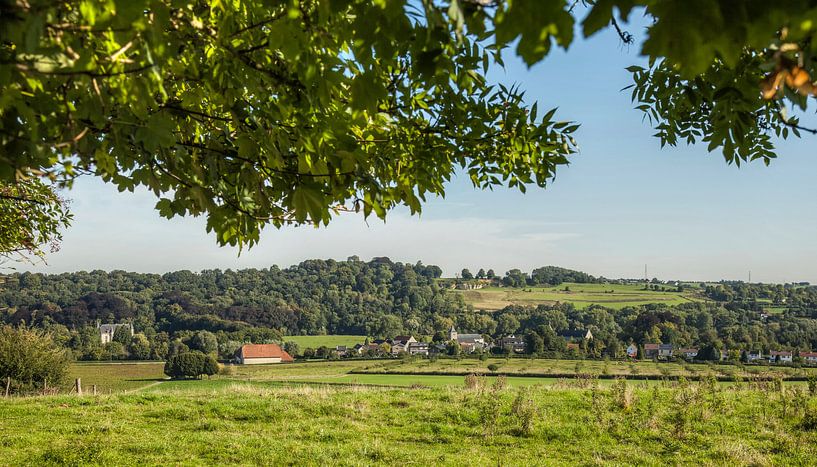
[223,358,817,385]
[68,362,166,393]
[58,358,817,396]
[2,376,816,465]
[458,282,699,310]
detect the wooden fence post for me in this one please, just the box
[4,377,10,397]
[92,385,97,396]
[75,378,82,396]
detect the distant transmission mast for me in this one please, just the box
[644,264,648,282]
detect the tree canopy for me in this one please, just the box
[2,1,815,247]
[0,179,71,264]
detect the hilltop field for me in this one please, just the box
[456,282,701,311]
[281,335,367,349]
[2,360,817,465]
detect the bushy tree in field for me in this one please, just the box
[283,341,300,358]
[163,351,218,380]
[128,334,151,360]
[447,340,461,357]
[0,325,70,394]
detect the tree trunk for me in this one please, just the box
[4,377,10,397]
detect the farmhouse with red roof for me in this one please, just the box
[235,343,294,364]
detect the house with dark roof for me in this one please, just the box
[98,323,133,344]
[658,344,673,358]
[408,341,429,356]
[449,326,487,353]
[644,343,660,359]
[391,336,417,355]
[499,335,526,354]
[235,343,294,364]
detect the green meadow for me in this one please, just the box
[68,362,167,393]
[282,335,367,349]
[2,374,817,465]
[458,282,699,310]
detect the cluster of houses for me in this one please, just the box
[627,343,816,364]
[333,328,594,357]
[337,327,490,357]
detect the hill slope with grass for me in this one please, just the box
[458,282,700,311]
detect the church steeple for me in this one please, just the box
[448,325,458,342]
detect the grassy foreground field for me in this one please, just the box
[458,282,699,310]
[2,379,817,465]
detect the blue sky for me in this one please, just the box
[16,14,817,283]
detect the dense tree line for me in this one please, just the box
[4,260,817,361]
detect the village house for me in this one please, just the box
[354,343,382,356]
[391,336,417,355]
[499,335,526,354]
[677,348,698,359]
[235,343,294,364]
[769,350,793,364]
[658,344,673,358]
[408,341,429,356]
[644,343,660,359]
[449,326,487,353]
[626,343,638,358]
[801,351,817,364]
[98,322,133,344]
[747,351,764,362]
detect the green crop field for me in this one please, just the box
[2,375,817,464]
[282,335,367,349]
[457,282,700,310]
[61,359,815,396]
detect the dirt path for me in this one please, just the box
[125,380,165,394]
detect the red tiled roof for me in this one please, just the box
[241,344,293,362]
[801,352,817,358]
[644,344,660,350]
[770,350,792,356]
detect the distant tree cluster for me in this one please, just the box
[163,351,218,380]
[0,258,459,360]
